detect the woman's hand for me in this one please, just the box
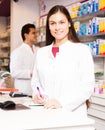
[44,99,62,109]
[33,94,48,104]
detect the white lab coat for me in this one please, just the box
[10,43,37,95]
[31,41,95,113]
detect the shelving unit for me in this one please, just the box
[88,93,105,130]
[68,0,105,129]
[78,32,105,43]
[72,10,105,23]
[0,17,10,71]
[35,26,46,47]
[35,15,46,47]
[36,25,46,47]
[72,10,105,80]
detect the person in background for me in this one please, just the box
[31,5,95,113]
[10,23,38,96]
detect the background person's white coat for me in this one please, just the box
[10,43,37,95]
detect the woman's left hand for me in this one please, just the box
[44,99,62,109]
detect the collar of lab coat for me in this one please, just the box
[22,42,36,53]
[48,40,71,59]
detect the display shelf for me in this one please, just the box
[71,4,105,129]
[78,32,105,42]
[88,93,105,130]
[0,32,9,39]
[0,42,10,48]
[79,32,105,38]
[73,8,105,80]
[72,10,105,22]
[36,25,45,31]
[93,55,105,58]
[35,41,46,47]
[36,25,46,47]
[0,27,10,71]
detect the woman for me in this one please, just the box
[31,5,95,113]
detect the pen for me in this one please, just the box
[37,87,43,98]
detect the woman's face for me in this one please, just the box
[49,11,70,43]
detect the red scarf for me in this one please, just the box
[52,47,59,57]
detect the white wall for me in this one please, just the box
[39,0,79,16]
[10,0,39,51]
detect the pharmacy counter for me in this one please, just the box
[0,94,95,130]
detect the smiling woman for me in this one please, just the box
[0,0,10,17]
[31,5,95,114]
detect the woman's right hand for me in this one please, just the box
[33,94,48,104]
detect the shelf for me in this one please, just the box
[0,32,10,40]
[0,16,10,71]
[78,32,105,42]
[93,55,105,58]
[36,26,45,30]
[35,41,45,47]
[1,64,9,67]
[79,32,105,38]
[73,9,105,43]
[73,9,105,82]
[0,52,9,58]
[72,10,105,22]
[92,93,105,98]
[0,42,10,48]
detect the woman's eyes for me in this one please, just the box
[50,22,55,25]
[50,21,65,25]
[60,21,65,24]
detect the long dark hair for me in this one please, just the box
[46,5,80,46]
